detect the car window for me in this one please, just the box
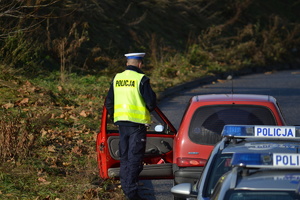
[204,153,233,196]
[147,111,174,134]
[188,105,276,145]
[106,110,173,135]
[209,172,226,200]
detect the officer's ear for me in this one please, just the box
[138,60,143,68]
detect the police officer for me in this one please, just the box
[105,52,156,200]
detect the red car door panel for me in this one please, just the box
[96,106,176,179]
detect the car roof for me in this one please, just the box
[220,138,300,154]
[235,169,300,191]
[190,94,276,103]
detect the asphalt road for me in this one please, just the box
[139,69,300,200]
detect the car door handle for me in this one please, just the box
[99,143,105,152]
[145,148,159,154]
[161,140,172,151]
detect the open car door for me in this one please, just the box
[96,105,176,179]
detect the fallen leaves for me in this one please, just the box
[17,81,39,95]
[80,110,88,117]
[2,102,14,109]
[0,78,104,199]
[71,146,83,156]
[48,145,56,152]
[15,97,29,106]
[38,177,51,185]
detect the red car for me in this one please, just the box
[96,94,286,183]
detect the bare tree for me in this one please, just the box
[0,0,59,38]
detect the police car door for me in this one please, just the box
[96,106,176,179]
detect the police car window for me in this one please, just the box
[205,153,233,196]
[188,105,276,145]
[225,191,296,200]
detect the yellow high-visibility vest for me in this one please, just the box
[113,70,151,124]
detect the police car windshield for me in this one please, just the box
[189,105,276,145]
[224,191,299,200]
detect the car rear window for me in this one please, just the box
[188,105,276,145]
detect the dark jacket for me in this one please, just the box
[105,65,157,126]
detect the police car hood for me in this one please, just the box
[235,170,300,190]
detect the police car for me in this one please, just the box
[171,125,300,200]
[210,152,300,200]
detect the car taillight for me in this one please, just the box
[177,157,207,167]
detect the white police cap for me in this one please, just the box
[124,52,145,60]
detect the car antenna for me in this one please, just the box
[227,71,234,94]
[231,76,234,94]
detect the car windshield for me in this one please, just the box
[188,105,276,145]
[204,153,233,196]
[225,191,299,200]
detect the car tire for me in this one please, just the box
[173,197,186,200]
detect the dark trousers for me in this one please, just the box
[118,124,147,198]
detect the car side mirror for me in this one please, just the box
[155,124,164,132]
[171,183,198,198]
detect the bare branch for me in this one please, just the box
[0,19,45,38]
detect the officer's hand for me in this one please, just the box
[109,115,114,123]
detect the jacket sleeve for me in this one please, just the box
[104,79,114,117]
[140,76,157,112]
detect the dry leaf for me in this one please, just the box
[57,85,63,91]
[69,115,78,120]
[18,98,29,105]
[63,162,71,166]
[80,110,87,117]
[40,128,48,137]
[38,177,47,182]
[264,71,274,75]
[72,146,82,155]
[38,177,51,185]
[217,79,226,83]
[2,103,14,109]
[65,105,74,109]
[48,145,56,152]
[292,71,300,74]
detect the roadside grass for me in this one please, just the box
[0,161,123,200]
[0,72,127,200]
